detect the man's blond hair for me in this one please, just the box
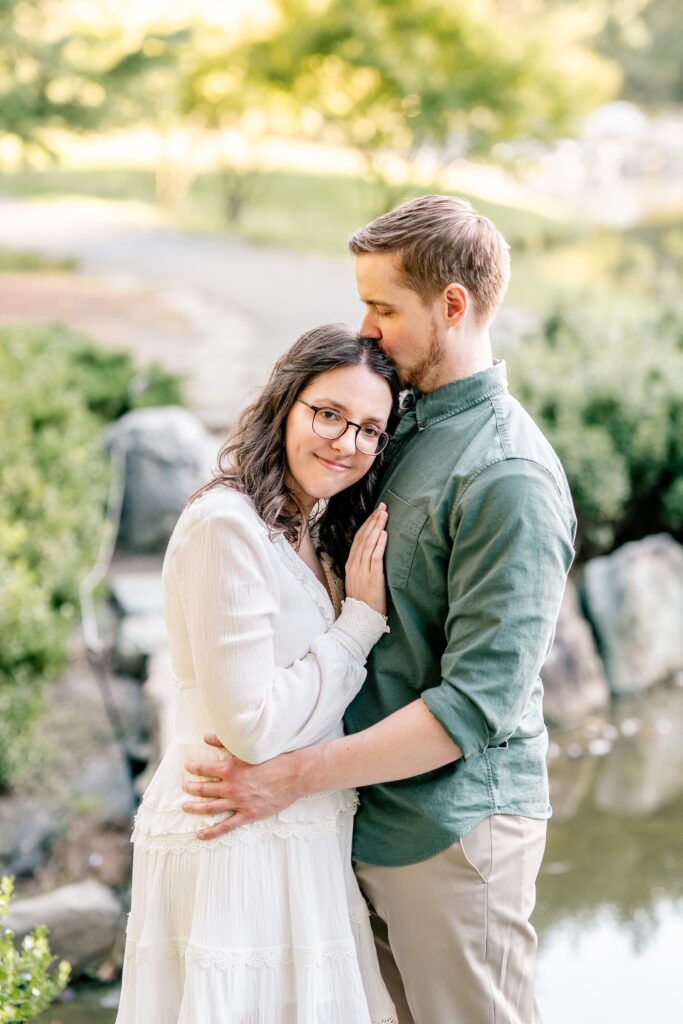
[349,194,510,323]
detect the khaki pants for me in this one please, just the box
[354,814,547,1024]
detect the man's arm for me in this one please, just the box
[182,699,462,840]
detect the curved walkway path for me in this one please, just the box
[0,196,361,427]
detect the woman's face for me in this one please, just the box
[285,363,393,513]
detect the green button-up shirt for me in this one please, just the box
[345,361,576,866]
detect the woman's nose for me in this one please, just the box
[329,425,358,456]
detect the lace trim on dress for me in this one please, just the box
[124,936,358,969]
[348,904,371,925]
[138,786,350,815]
[131,799,359,852]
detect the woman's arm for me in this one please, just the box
[171,502,388,764]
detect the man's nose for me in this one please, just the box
[360,312,381,340]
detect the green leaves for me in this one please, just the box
[0,326,108,786]
[0,876,70,1024]
[509,301,683,558]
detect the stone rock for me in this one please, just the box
[582,534,683,697]
[104,406,216,551]
[5,879,123,976]
[593,682,683,816]
[110,572,164,618]
[541,579,610,728]
[73,752,137,823]
[547,746,600,823]
[115,611,168,678]
[0,798,63,878]
[135,650,176,798]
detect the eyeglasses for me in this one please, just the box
[296,399,392,456]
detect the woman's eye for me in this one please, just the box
[360,425,381,439]
[319,408,342,423]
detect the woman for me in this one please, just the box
[116,324,400,1023]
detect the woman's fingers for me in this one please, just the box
[351,505,387,549]
[348,514,387,575]
[359,511,387,565]
[371,529,388,564]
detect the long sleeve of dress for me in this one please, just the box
[169,500,389,764]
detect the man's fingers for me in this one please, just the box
[182,780,231,799]
[186,758,232,779]
[203,733,226,749]
[181,798,234,816]
[197,812,250,840]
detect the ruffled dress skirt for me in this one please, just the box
[116,739,397,1024]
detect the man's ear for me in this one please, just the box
[444,283,469,325]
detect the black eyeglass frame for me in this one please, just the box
[295,398,393,456]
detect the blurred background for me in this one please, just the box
[0,1,682,1021]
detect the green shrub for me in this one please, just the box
[0,322,185,787]
[509,302,683,558]
[0,876,70,1024]
[0,326,110,787]
[10,322,184,421]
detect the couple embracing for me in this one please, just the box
[116,195,576,1024]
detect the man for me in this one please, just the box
[182,194,576,1023]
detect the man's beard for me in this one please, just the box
[402,320,445,391]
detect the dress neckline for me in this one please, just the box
[272,534,337,627]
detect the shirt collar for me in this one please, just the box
[409,360,508,431]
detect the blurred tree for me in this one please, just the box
[594,0,683,106]
[0,0,186,168]
[244,0,619,211]
[177,33,277,221]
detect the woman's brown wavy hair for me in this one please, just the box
[191,323,401,576]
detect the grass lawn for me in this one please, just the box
[0,165,572,256]
[0,246,76,272]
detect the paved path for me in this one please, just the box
[0,197,362,425]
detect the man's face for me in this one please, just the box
[355,251,446,391]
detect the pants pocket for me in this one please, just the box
[457,818,493,883]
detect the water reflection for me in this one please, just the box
[536,679,683,1022]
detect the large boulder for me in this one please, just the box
[111,571,167,677]
[582,534,683,697]
[5,880,123,976]
[541,579,610,728]
[593,682,683,816]
[105,406,216,551]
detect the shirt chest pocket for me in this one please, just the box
[383,489,428,590]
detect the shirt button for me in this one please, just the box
[418,420,428,429]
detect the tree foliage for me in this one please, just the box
[0,0,185,163]
[594,0,683,107]
[242,0,619,203]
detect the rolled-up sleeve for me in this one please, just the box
[421,458,575,761]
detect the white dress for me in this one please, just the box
[116,488,398,1024]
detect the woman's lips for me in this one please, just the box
[314,454,350,473]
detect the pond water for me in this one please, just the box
[38,681,683,1024]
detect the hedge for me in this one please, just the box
[509,302,683,558]
[0,323,182,787]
